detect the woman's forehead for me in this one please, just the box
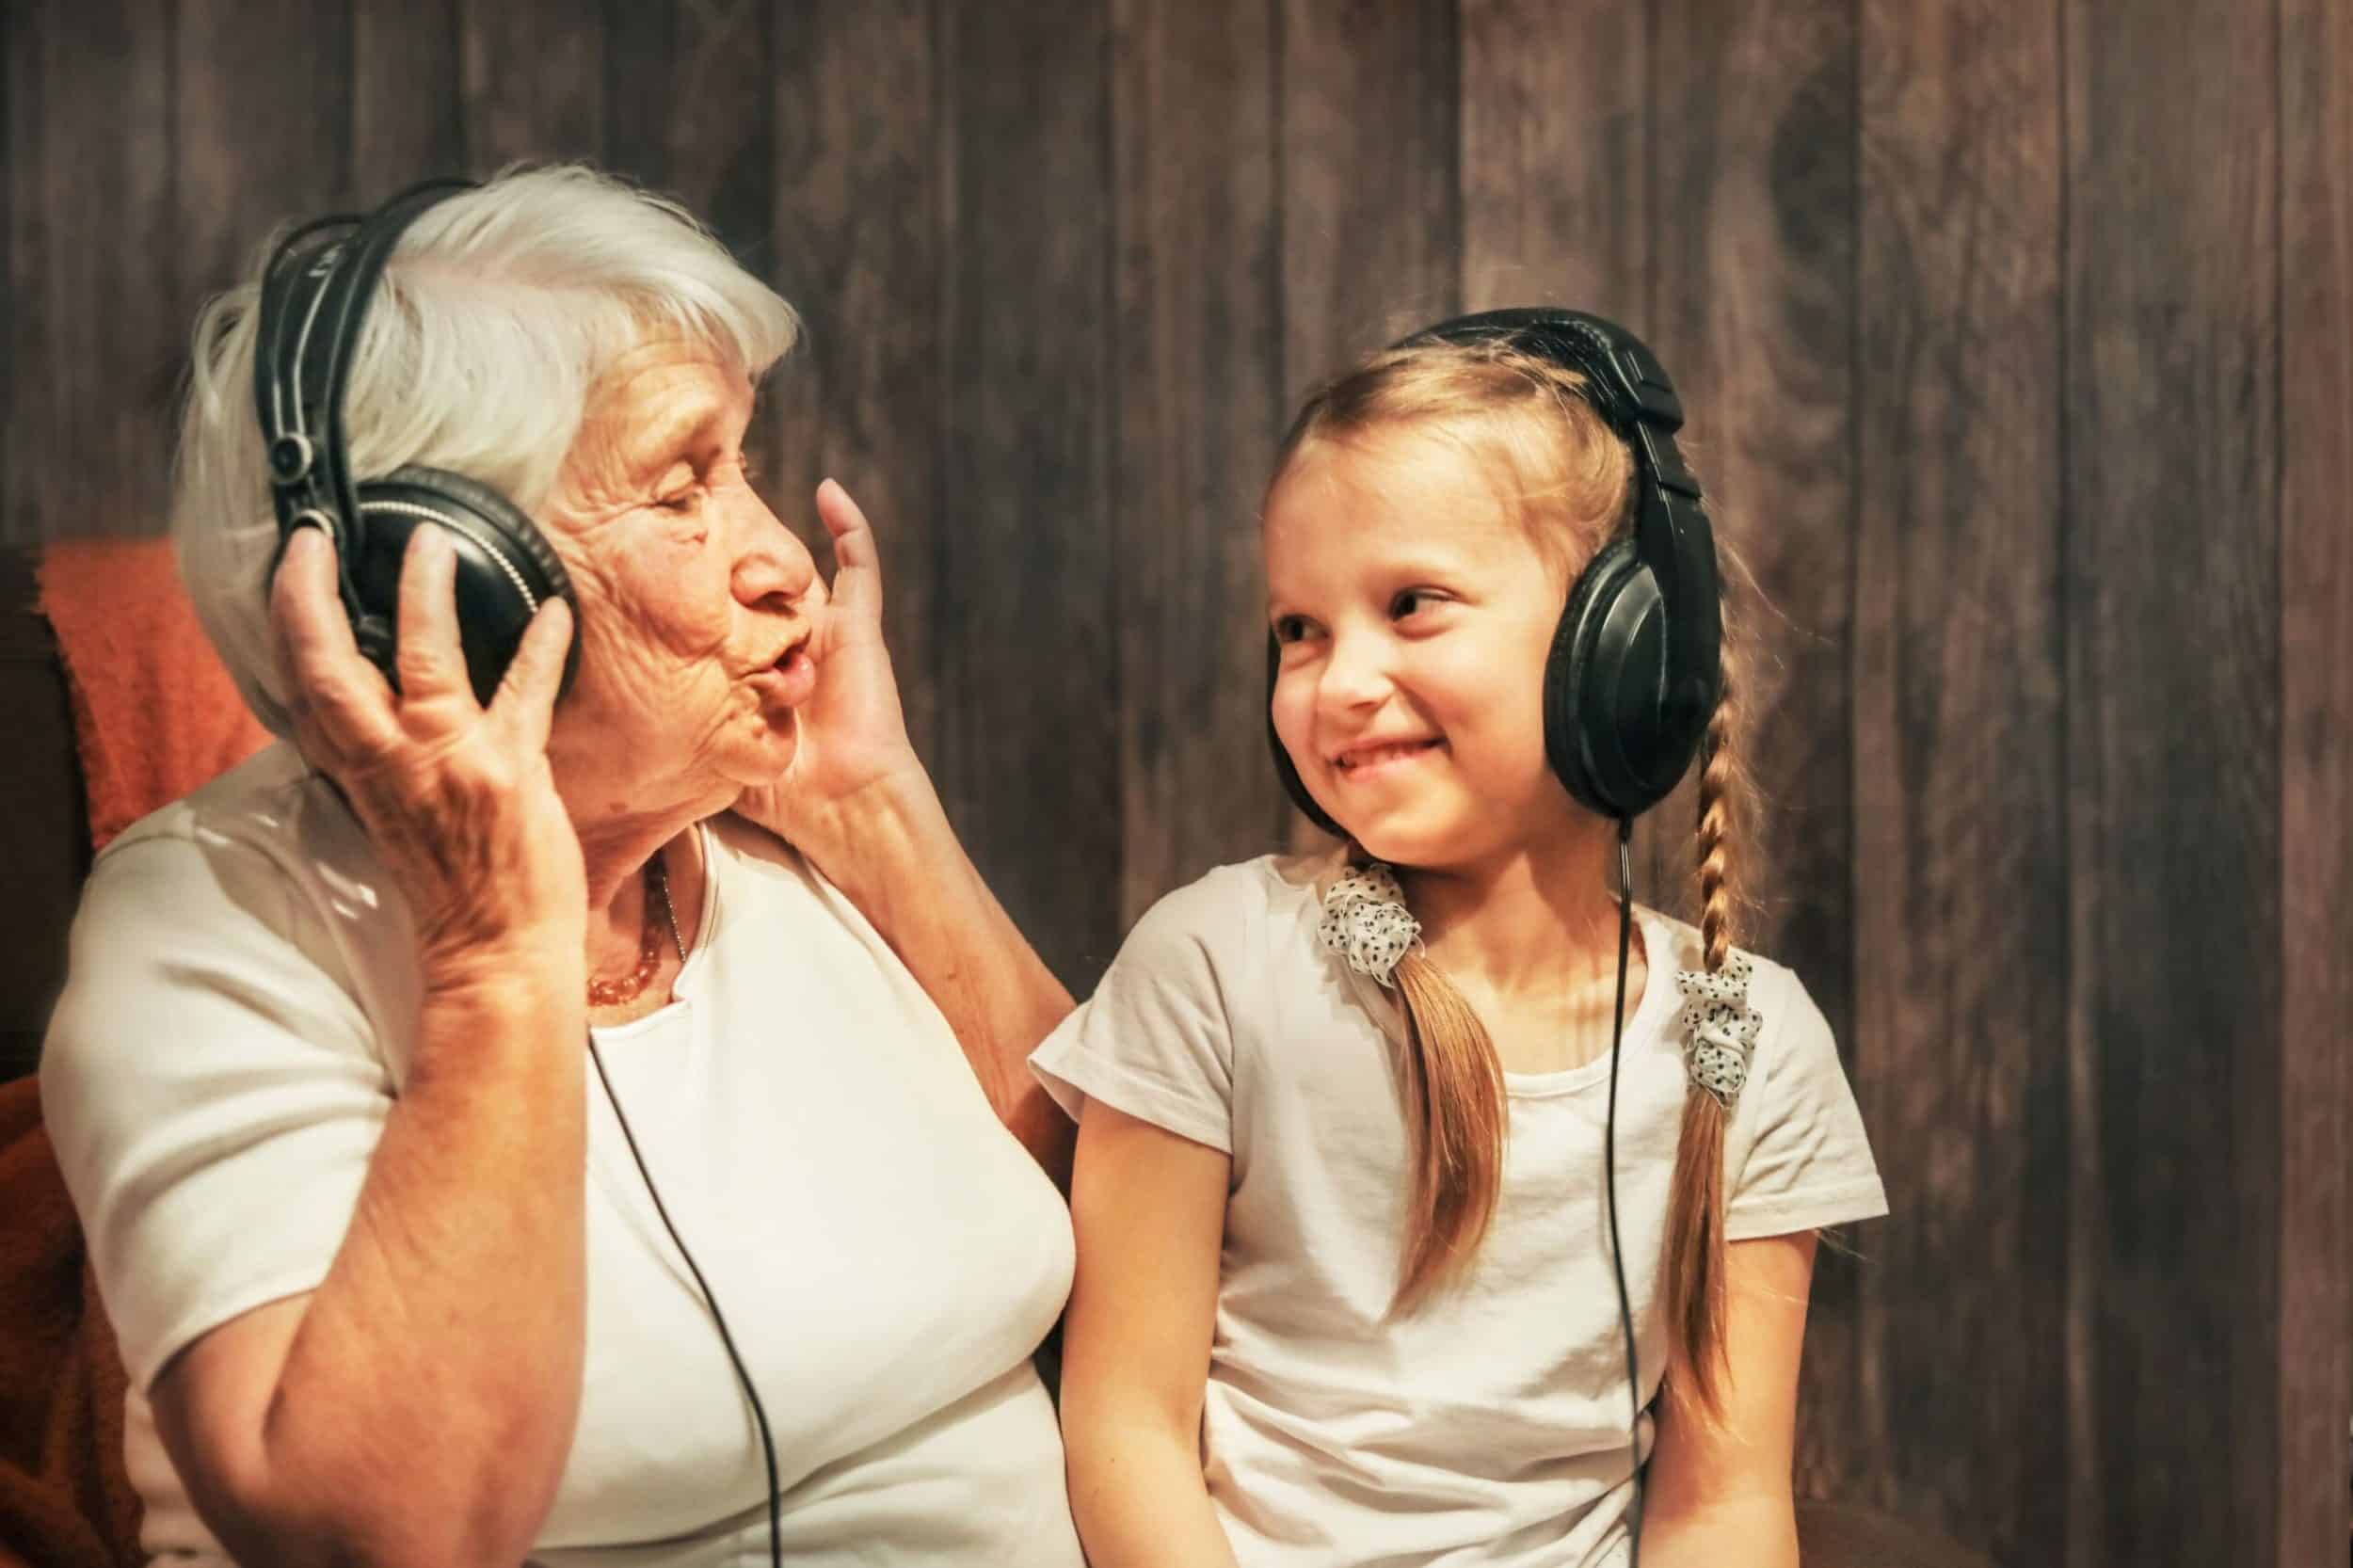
[582,343,754,469]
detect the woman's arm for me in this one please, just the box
[1059,1101,1241,1568]
[152,975,587,1568]
[1637,1230,1820,1568]
[146,528,592,1568]
[734,482,1073,1185]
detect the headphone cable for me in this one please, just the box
[587,1033,784,1568]
[1606,819,1644,1568]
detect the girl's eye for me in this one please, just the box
[1391,589,1437,619]
[1271,614,1311,645]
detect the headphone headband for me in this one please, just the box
[254,180,478,606]
[1397,310,1712,626]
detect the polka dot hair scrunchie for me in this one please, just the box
[1673,952,1762,1110]
[1317,863,1421,987]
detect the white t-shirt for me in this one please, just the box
[41,742,1084,1567]
[1031,856,1886,1568]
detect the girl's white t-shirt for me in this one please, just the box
[42,743,1083,1568]
[1031,856,1886,1568]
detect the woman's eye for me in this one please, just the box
[656,487,702,513]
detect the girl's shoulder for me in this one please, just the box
[1634,905,1824,1043]
[1093,853,1369,1019]
[1115,852,1326,962]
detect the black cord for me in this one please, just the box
[587,1034,783,1568]
[1605,820,1644,1568]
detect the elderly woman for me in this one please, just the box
[40,165,1081,1567]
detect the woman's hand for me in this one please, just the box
[733,479,926,845]
[273,524,586,988]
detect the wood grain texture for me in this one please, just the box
[2278,0,2353,1556]
[352,0,465,187]
[766,0,947,771]
[5,0,173,545]
[1458,0,1647,323]
[2063,1,2281,1563]
[1,1,11,545]
[1852,1,2065,1558]
[602,0,772,267]
[936,0,1119,986]
[1648,0,1862,1499]
[1276,0,1460,402]
[460,0,606,168]
[1110,0,1289,927]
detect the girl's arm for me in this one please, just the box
[1058,1101,1242,1568]
[1637,1230,1820,1568]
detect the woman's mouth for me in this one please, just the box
[750,640,818,708]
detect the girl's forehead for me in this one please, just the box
[1264,430,1535,564]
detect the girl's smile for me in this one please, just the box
[1330,734,1446,776]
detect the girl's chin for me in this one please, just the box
[1345,805,1525,872]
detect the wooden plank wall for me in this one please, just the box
[4,4,2345,1564]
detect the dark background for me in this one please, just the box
[5,3,2347,1566]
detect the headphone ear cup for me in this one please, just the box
[1266,634,1344,838]
[1547,536,1693,820]
[351,466,583,707]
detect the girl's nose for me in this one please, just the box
[1317,632,1390,715]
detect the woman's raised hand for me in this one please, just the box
[271,525,587,993]
[734,479,926,845]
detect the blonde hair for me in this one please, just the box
[1268,340,1758,1411]
[171,162,802,737]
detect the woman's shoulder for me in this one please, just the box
[57,743,408,1069]
[84,741,375,932]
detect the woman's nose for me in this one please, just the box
[729,493,818,608]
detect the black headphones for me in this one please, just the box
[1267,307,1723,831]
[254,178,582,706]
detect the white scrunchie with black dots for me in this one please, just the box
[1317,863,1421,987]
[1673,952,1762,1109]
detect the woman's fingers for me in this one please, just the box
[393,527,473,705]
[813,477,883,622]
[270,527,397,759]
[493,597,574,752]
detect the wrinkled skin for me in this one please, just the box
[536,342,820,853]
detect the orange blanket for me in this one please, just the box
[35,536,268,852]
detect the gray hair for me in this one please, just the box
[172,162,801,736]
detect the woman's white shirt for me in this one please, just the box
[42,742,1082,1566]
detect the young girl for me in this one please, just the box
[1032,317,1887,1568]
